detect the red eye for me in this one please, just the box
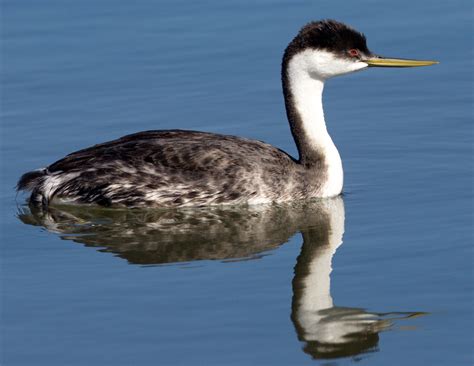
[348,49,359,57]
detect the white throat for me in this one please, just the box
[287,50,348,197]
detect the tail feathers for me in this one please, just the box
[17,169,48,192]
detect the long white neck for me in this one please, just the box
[285,51,344,197]
[288,63,330,151]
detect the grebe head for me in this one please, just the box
[283,19,438,81]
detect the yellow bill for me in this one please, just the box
[365,57,439,67]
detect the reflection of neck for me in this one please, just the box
[291,198,346,345]
[297,198,345,314]
[299,237,339,311]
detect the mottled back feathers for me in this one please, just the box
[19,130,311,208]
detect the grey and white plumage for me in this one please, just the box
[19,130,312,207]
[17,20,436,208]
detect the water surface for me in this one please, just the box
[1,1,472,365]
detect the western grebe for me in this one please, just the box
[17,20,437,208]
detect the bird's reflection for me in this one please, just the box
[18,198,424,360]
[290,199,424,360]
[18,202,304,264]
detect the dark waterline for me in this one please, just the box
[2,1,473,365]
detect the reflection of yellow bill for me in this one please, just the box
[365,57,439,67]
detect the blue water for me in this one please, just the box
[2,1,473,365]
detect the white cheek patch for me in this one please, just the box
[293,49,368,80]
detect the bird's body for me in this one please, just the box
[17,20,436,208]
[20,130,322,207]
